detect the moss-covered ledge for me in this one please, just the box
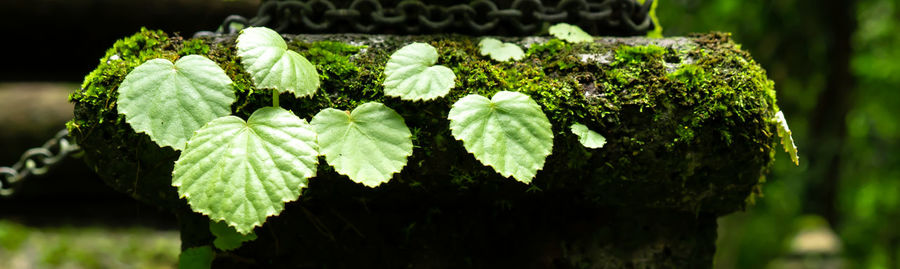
[68,29,778,268]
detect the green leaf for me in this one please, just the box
[774,111,799,165]
[383,42,455,101]
[117,55,235,151]
[210,220,257,251]
[570,123,606,149]
[179,246,214,269]
[448,91,554,183]
[478,38,525,62]
[172,107,319,234]
[311,102,413,187]
[548,23,594,43]
[236,27,320,98]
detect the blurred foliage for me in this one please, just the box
[4,1,898,268]
[658,0,900,268]
[0,220,179,269]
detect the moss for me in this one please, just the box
[69,30,778,216]
[69,28,170,111]
[66,28,184,208]
[525,38,569,56]
[297,40,381,113]
[668,64,707,85]
[299,41,362,83]
[67,31,777,268]
[525,38,583,71]
[613,44,666,65]
[178,38,210,56]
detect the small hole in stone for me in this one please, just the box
[664,48,681,64]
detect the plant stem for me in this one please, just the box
[272,90,280,107]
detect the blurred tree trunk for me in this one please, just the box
[805,0,857,227]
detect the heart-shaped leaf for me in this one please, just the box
[549,23,594,43]
[383,42,455,101]
[311,102,413,187]
[117,55,235,151]
[448,91,554,183]
[237,27,320,98]
[210,220,257,251]
[570,123,606,149]
[172,107,319,234]
[478,38,525,62]
[774,111,799,165]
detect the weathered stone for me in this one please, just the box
[68,29,778,268]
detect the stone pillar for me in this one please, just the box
[68,29,777,268]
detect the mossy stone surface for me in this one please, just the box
[69,29,776,214]
[68,29,778,268]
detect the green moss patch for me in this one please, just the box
[68,30,778,215]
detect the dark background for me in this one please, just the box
[0,0,258,81]
[0,2,259,266]
[659,0,900,268]
[0,0,257,238]
[1,0,898,268]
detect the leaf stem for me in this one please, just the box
[272,90,280,107]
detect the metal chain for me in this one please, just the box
[8,0,649,196]
[0,129,81,197]
[197,0,655,36]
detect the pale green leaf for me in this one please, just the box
[172,107,319,234]
[178,246,213,269]
[448,91,554,183]
[570,123,606,149]
[549,23,594,43]
[210,220,257,251]
[236,27,320,98]
[311,102,413,187]
[117,55,235,151]
[478,38,525,62]
[774,111,799,165]
[383,42,455,101]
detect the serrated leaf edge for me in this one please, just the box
[448,92,554,183]
[236,27,320,98]
[774,111,799,166]
[383,42,456,101]
[570,123,606,149]
[117,55,235,151]
[312,102,414,187]
[172,109,318,234]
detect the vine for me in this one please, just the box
[111,24,693,265]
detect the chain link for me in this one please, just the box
[197,0,655,36]
[1,129,81,197]
[5,0,651,196]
